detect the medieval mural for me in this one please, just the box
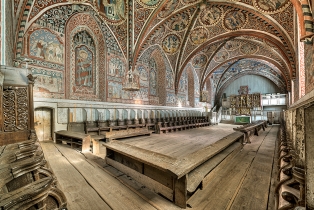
[149,59,157,96]
[94,0,126,24]
[72,30,96,89]
[29,29,64,64]
[31,68,63,96]
[9,0,304,108]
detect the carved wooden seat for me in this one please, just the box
[0,138,67,210]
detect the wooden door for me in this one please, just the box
[267,112,273,125]
[273,112,280,124]
[34,108,52,141]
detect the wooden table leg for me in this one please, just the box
[174,175,187,208]
[92,139,100,155]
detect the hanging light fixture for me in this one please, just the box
[122,66,140,91]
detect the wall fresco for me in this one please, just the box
[162,34,181,54]
[137,65,149,87]
[149,59,157,96]
[94,0,126,24]
[166,68,175,89]
[29,30,64,64]
[158,0,179,18]
[192,54,207,68]
[108,57,125,78]
[169,12,190,32]
[253,0,290,14]
[190,27,208,45]
[31,68,63,96]
[223,9,247,31]
[75,45,94,87]
[178,70,188,93]
[199,6,222,26]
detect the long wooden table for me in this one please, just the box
[233,120,267,143]
[105,131,244,208]
[55,130,91,153]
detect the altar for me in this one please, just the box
[235,115,251,124]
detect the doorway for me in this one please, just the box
[34,108,53,141]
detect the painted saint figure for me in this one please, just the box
[76,48,93,87]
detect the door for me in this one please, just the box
[273,112,280,124]
[267,112,273,125]
[34,108,52,141]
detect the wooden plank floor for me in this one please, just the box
[121,124,238,158]
[40,124,278,210]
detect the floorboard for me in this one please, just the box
[40,124,278,210]
[41,142,112,210]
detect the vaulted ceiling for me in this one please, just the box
[13,0,304,99]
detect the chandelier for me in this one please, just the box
[122,67,140,91]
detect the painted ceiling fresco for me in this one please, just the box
[11,0,307,106]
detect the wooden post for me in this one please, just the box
[27,74,36,130]
[0,71,3,132]
[174,175,187,208]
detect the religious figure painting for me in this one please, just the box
[213,50,229,63]
[223,10,247,31]
[162,34,181,54]
[108,57,125,77]
[192,54,207,68]
[95,0,126,24]
[149,59,157,96]
[166,92,176,104]
[200,6,222,26]
[108,81,122,98]
[224,40,241,51]
[29,29,64,64]
[133,88,149,100]
[177,95,186,106]
[137,65,149,87]
[178,70,188,92]
[32,68,63,93]
[158,0,179,18]
[75,45,94,87]
[190,27,208,45]
[253,0,290,13]
[170,12,190,32]
[166,68,175,89]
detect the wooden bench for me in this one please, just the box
[104,131,244,208]
[55,130,91,152]
[233,120,267,143]
[157,117,210,134]
[99,126,151,142]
